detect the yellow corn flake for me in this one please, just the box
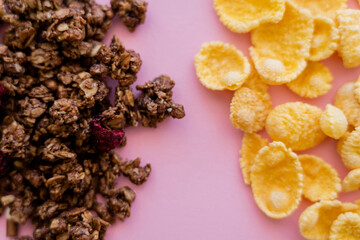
[337,131,351,155]
[239,133,268,185]
[340,127,360,169]
[230,87,272,133]
[309,17,339,61]
[329,212,360,240]
[335,82,360,127]
[354,76,360,104]
[286,62,333,98]
[213,0,285,33]
[266,102,327,151]
[251,141,302,219]
[299,200,359,240]
[242,62,269,93]
[320,104,348,140]
[343,169,360,192]
[250,1,313,85]
[194,41,251,90]
[289,0,346,19]
[299,155,341,202]
[336,9,360,68]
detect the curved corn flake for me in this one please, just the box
[286,62,333,98]
[340,127,360,169]
[289,0,346,19]
[250,2,313,85]
[242,62,269,93]
[320,104,348,140]
[354,76,360,104]
[337,131,351,155]
[239,133,268,185]
[329,212,360,240]
[230,87,272,133]
[309,17,339,61]
[213,0,285,33]
[251,141,302,219]
[336,10,360,68]
[299,155,341,202]
[335,82,360,127]
[194,41,251,90]
[299,200,359,240]
[266,102,327,151]
[343,169,360,192]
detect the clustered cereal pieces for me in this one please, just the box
[111,0,148,32]
[0,0,186,239]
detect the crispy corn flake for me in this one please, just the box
[289,0,346,19]
[336,9,360,68]
[299,155,341,202]
[337,131,351,155]
[320,104,348,140]
[250,1,313,85]
[239,133,268,185]
[242,62,269,93]
[230,87,272,133]
[354,76,360,104]
[309,17,339,61]
[329,212,360,240]
[340,127,360,169]
[265,102,327,151]
[286,62,333,98]
[335,82,360,127]
[299,200,359,240]
[194,41,251,90]
[343,169,360,192]
[213,0,285,33]
[251,141,302,219]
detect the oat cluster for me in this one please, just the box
[195,0,360,239]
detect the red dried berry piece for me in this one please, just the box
[90,116,125,152]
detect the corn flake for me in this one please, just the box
[242,62,269,93]
[343,169,360,192]
[230,87,272,133]
[337,131,351,155]
[336,9,360,68]
[194,41,251,90]
[329,212,360,240]
[213,0,285,33]
[299,200,359,240]
[239,133,268,185]
[250,1,313,85]
[354,76,360,104]
[309,17,339,61]
[320,104,348,140]
[266,102,327,151]
[286,62,333,98]
[251,141,302,219]
[299,155,341,202]
[335,82,360,127]
[289,0,346,19]
[340,127,360,169]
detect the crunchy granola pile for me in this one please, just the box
[0,0,185,239]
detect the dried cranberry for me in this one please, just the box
[90,116,125,152]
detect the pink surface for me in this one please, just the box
[2,0,360,239]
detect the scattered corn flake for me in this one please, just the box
[354,76,360,104]
[289,0,346,19]
[250,141,302,219]
[340,127,360,169]
[335,82,360,127]
[299,154,341,202]
[309,17,339,61]
[286,61,333,98]
[266,102,327,151]
[337,131,351,155]
[343,169,360,192]
[194,41,251,90]
[329,212,360,240]
[250,1,313,85]
[242,62,269,93]
[230,87,272,133]
[320,104,348,140]
[299,200,359,240]
[239,133,268,185]
[336,9,360,68]
[213,0,285,33]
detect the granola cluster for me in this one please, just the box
[0,0,185,239]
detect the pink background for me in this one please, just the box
[2,0,360,239]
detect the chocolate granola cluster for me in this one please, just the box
[0,0,185,239]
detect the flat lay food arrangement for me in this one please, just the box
[1,0,360,239]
